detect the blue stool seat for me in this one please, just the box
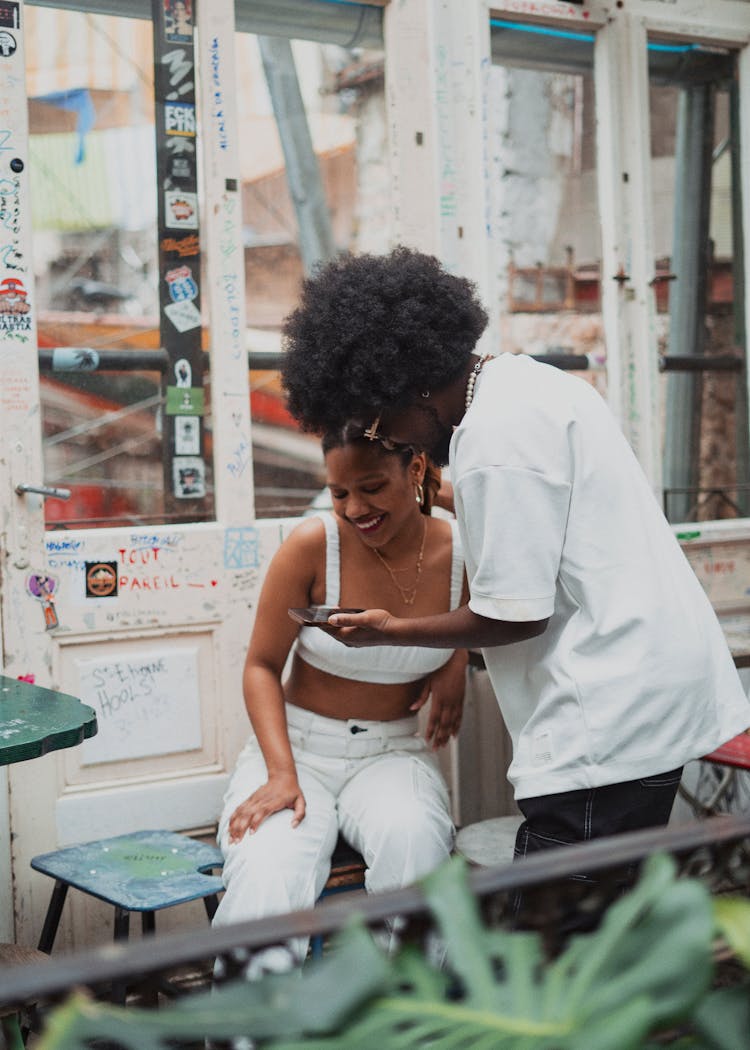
[31,830,224,951]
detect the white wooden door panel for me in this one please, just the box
[11,517,282,948]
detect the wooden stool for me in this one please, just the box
[0,943,49,1050]
[455,815,524,868]
[320,835,367,898]
[31,829,224,951]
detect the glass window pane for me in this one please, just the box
[488,22,606,401]
[27,6,214,529]
[236,34,391,517]
[649,43,746,523]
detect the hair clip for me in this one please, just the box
[364,415,381,441]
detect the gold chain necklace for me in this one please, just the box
[372,517,427,606]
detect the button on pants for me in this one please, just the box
[212,703,454,961]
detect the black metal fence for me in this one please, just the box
[3,813,749,1033]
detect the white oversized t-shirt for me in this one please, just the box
[451,353,750,799]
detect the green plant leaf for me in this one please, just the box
[269,854,717,1050]
[691,982,750,1050]
[420,854,499,1006]
[578,875,715,1027]
[713,895,750,968]
[36,921,390,1050]
[36,852,724,1050]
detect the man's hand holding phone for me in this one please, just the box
[288,605,395,646]
[288,605,364,627]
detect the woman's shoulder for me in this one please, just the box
[282,514,329,554]
[267,515,328,585]
[425,514,458,556]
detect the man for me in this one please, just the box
[281,246,750,859]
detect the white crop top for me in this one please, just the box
[294,512,464,684]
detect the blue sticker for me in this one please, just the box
[166,265,198,303]
[224,527,259,570]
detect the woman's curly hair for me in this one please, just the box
[282,247,488,433]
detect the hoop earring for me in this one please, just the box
[414,481,424,506]
[421,391,430,399]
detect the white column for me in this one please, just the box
[0,0,51,941]
[739,44,750,462]
[384,0,497,353]
[196,0,254,523]
[594,13,662,490]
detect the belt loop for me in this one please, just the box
[286,702,312,743]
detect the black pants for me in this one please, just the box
[511,767,683,938]
[514,766,684,859]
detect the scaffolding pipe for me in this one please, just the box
[258,36,337,275]
[39,349,745,376]
[27,0,384,49]
[730,82,749,515]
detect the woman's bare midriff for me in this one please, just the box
[284,652,424,722]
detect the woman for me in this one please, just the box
[212,426,467,961]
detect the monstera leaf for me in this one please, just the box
[38,853,731,1050]
[38,929,390,1050]
[712,895,750,968]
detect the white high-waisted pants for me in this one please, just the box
[212,703,454,959]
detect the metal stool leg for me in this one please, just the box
[679,765,736,817]
[704,767,736,812]
[139,911,160,1007]
[203,893,219,921]
[37,880,69,954]
[111,908,131,1005]
[113,906,130,942]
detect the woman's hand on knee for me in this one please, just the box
[228,774,306,841]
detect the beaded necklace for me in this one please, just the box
[465,355,493,411]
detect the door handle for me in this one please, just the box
[15,483,71,500]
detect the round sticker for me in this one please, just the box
[86,562,118,598]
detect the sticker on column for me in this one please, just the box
[0,30,17,57]
[165,103,196,138]
[161,232,199,259]
[165,138,196,185]
[85,561,119,598]
[164,298,201,333]
[174,415,200,455]
[0,276,31,336]
[26,572,59,631]
[51,347,100,371]
[173,457,206,499]
[174,357,192,387]
[167,153,194,183]
[166,385,204,415]
[166,266,198,304]
[0,4,20,30]
[164,190,198,229]
[164,0,193,43]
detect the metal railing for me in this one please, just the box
[2,814,749,1026]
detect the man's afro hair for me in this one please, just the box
[281,247,488,433]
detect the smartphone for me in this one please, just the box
[288,606,364,627]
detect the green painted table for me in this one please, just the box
[0,675,97,766]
